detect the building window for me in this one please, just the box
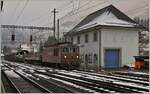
[85,34,88,43]
[94,54,98,63]
[88,54,92,63]
[81,55,84,63]
[93,31,98,41]
[77,36,80,44]
[54,48,59,56]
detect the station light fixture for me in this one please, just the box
[64,55,67,59]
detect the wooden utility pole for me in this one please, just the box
[52,8,58,39]
[57,19,59,42]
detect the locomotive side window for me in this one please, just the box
[63,47,69,53]
[73,48,76,52]
[54,48,59,56]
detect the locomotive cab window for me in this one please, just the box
[73,48,76,52]
[63,47,69,53]
[73,48,79,53]
[70,47,78,53]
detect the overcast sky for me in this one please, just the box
[0,0,149,31]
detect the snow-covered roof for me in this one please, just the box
[68,5,143,34]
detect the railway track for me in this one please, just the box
[71,70,149,86]
[1,70,20,93]
[22,70,88,93]
[113,71,149,80]
[2,61,149,93]
[2,63,91,93]
[2,63,113,93]
[37,70,148,93]
[1,67,52,93]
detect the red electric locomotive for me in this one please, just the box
[41,42,80,69]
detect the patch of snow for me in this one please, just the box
[52,74,113,92]
[113,81,149,91]
[1,63,4,66]
[34,73,50,79]
[29,69,35,73]
[50,77,97,93]
[37,70,47,72]
[129,71,149,76]
[16,69,39,80]
[72,70,149,85]
[53,74,94,84]
[58,71,115,82]
[5,70,21,78]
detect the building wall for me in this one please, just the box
[101,28,139,67]
[70,27,139,69]
[71,30,100,70]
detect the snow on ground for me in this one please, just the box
[34,73,50,79]
[29,69,35,73]
[35,73,100,93]
[16,69,39,80]
[53,73,95,84]
[129,71,149,76]
[37,70,47,72]
[2,60,149,91]
[113,81,149,92]
[57,71,116,83]
[49,77,99,93]
[73,70,149,83]
[52,74,115,93]
[5,70,21,78]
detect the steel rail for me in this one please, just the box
[39,71,148,93]
[14,70,53,93]
[1,70,21,93]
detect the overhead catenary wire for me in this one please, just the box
[8,0,21,24]
[22,0,74,26]
[59,0,148,34]
[14,0,29,24]
[59,0,146,26]
[59,0,109,20]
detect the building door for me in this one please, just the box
[105,49,120,68]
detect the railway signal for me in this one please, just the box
[30,35,32,42]
[11,34,15,41]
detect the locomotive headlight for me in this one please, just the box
[64,55,67,59]
[76,56,79,58]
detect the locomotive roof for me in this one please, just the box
[44,42,78,48]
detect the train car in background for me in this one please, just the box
[42,42,80,69]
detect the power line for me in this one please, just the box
[60,0,108,20]
[59,1,102,24]
[15,0,29,24]
[22,0,73,26]
[8,0,21,24]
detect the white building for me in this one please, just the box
[65,5,144,70]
